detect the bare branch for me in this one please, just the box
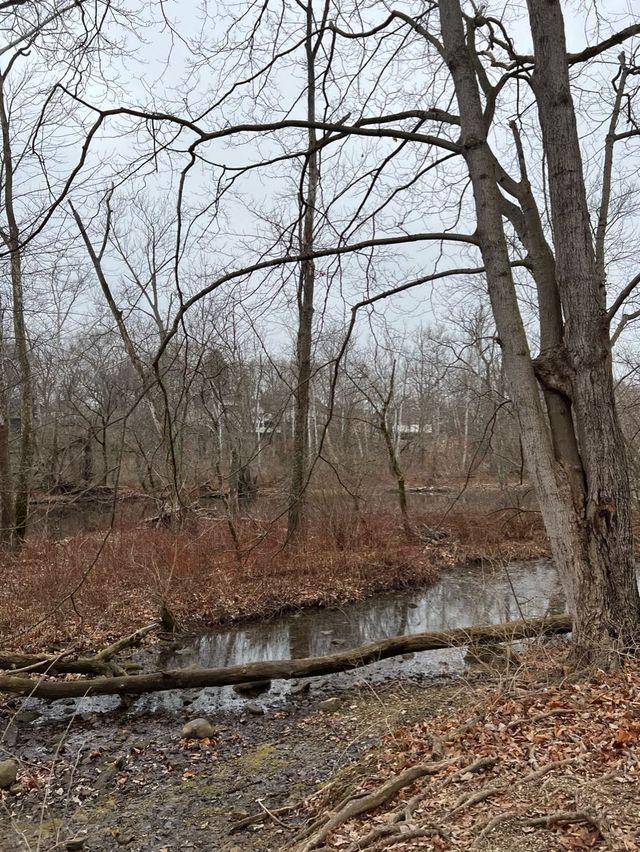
[0,0,85,57]
[607,272,640,321]
[153,230,480,366]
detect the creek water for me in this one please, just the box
[26,558,565,721]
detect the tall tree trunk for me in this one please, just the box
[0,315,13,543]
[526,0,640,662]
[0,72,32,544]
[9,246,32,542]
[287,0,323,540]
[437,0,627,666]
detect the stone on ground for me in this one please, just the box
[182,718,216,739]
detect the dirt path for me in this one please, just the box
[0,677,471,852]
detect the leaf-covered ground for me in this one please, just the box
[3,648,640,851]
[294,649,640,851]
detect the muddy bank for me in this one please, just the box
[0,676,475,852]
[13,558,562,721]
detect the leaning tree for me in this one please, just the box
[433,0,640,666]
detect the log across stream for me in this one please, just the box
[7,559,567,718]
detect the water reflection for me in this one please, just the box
[32,559,565,720]
[158,558,563,671]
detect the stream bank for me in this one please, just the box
[1,674,483,851]
[15,558,563,721]
[0,558,571,850]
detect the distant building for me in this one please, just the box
[397,422,432,437]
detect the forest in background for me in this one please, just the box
[0,0,640,655]
[4,3,640,850]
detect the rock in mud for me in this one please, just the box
[182,718,216,739]
[291,681,311,695]
[65,838,86,851]
[15,709,40,723]
[233,680,271,697]
[0,758,18,788]
[318,697,341,713]
[245,702,265,716]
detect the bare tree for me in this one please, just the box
[349,341,416,541]
[0,0,127,542]
[287,0,330,540]
[434,0,640,664]
[19,0,640,665]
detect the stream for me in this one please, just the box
[23,558,565,722]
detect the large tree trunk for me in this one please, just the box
[9,246,33,543]
[288,0,322,540]
[0,72,32,545]
[0,403,12,543]
[0,312,13,543]
[496,133,584,505]
[526,0,640,664]
[438,0,639,667]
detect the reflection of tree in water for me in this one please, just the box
[545,590,567,617]
[290,560,565,654]
[157,560,564,670]
[289,616,314,659]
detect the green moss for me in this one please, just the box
[238,741,290,775]
[180,777,227,797]
[12,817,64,839]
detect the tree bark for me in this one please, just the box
[0,71,32,544]
[0,311,13,543]
[526,0,640,664]
[287,1,324,540]
[497,132,584,505]
[438,0,617,663]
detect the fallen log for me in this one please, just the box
[0,614,571,700]
[0,622,159,676]
[0,653,122,677]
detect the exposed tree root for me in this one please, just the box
[474,809,524,844]
[523,809,600,829]
[290,758,457,852]
[449,783,504,815]
[521,756,579,783]
[292,746,501,852]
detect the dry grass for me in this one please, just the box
[0,506,548,652]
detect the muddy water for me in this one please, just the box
[27,559,564,721]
